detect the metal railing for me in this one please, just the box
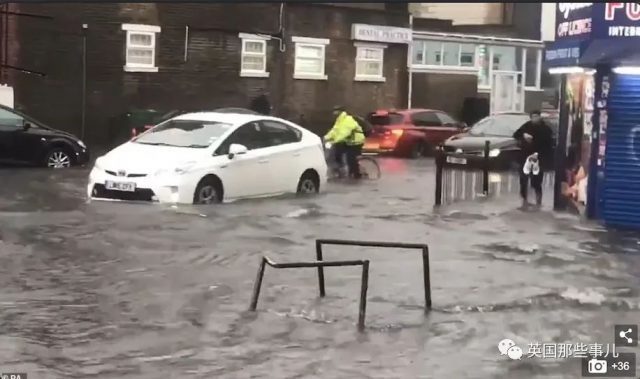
[315,239,432,311]
[249,256,371,330]
[434,141,554,206]
[249,239,433,331]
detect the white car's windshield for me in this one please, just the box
[469,114,530,137]
[133,119,232,148]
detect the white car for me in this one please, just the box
[87,112,327,204]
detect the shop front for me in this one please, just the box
[545,3,640,229]
[410,31,544,122]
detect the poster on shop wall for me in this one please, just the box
[559,73,593,213]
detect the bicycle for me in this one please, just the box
[324,142,381,180]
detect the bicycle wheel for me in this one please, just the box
[358,157,381,180]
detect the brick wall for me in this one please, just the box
[411,72,477,119]
[410,3,505,25]
[4,3,409,147]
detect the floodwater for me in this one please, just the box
[1,158,639,379]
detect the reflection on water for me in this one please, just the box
[441,168,555,205]
[0,161,639,379]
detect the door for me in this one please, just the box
[259,119,304,193]
[213,122,271,199]
[602,73,640,228]
[0,107,27,162]
[410,111,446,145]
[492,72,518,114]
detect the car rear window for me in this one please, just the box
[367,112,404,126]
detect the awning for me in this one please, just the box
[543,39,590,68]
[579,38,640,67]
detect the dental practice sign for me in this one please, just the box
[591,2,640,38]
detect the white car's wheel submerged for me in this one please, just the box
[193,177,223,204]
[297,170,320,194]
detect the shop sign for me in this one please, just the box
[545,46,581,62]
[556,3,593,40]
[592,3,640,38]
[351,24,412,44]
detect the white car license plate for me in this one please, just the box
[446,156,467,165]
[105,180,136,192]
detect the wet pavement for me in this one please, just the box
[1,158,640,379]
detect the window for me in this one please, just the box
[491,45,517,71]
[412,41,425,65]
[413,40,442,65]
[469,114,529,137]
[0,108,24,130]
[460,44,476,67]
[122,24,160,72]
[239,33,270,78]
[411,38,543,90]
[292,36,329,80]
[134,120,232,148]
[411,112,441,127]
[442,42,459,66]
[355,43,385,82]
[436,112,457,125]
[261,120,301,146]
[367,112,404,126]
[525,48,541,88]
[215,122,265,155]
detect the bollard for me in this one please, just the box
[483,140,490,195]
[358,260,370,331]
[315,240,326,297]
[435,145,444,206]
[421,246,432,310]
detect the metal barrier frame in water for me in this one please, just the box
[249,256,371,331]
[314,239,432,311]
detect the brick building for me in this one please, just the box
[0,3,410,147]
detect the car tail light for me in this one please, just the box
[384,129,404,137]
[131,128,137,138]
[144,125,154,129]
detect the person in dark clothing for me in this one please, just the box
[249,94,272,115]
[513,110,554,208]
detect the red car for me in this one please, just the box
[362,109,467,158]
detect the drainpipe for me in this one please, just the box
[81,23,87,140]
[407,13,413,109]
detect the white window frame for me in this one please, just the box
[122,24,161,73]
[411,36,544,93]
[354,42,386,82]
[411,40,479,75]
[239,33,270,78]
[292,36,330,80]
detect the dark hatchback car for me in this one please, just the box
[442,112,558,170]
[0,104,89,168]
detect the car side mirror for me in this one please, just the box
[22,121,31,131]
[227,143,248,159]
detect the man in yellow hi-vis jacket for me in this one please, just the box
[324,105,365,178]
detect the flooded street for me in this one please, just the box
[1,158,640,379]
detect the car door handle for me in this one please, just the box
[259,159,269,164]
[293,152,301,157]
